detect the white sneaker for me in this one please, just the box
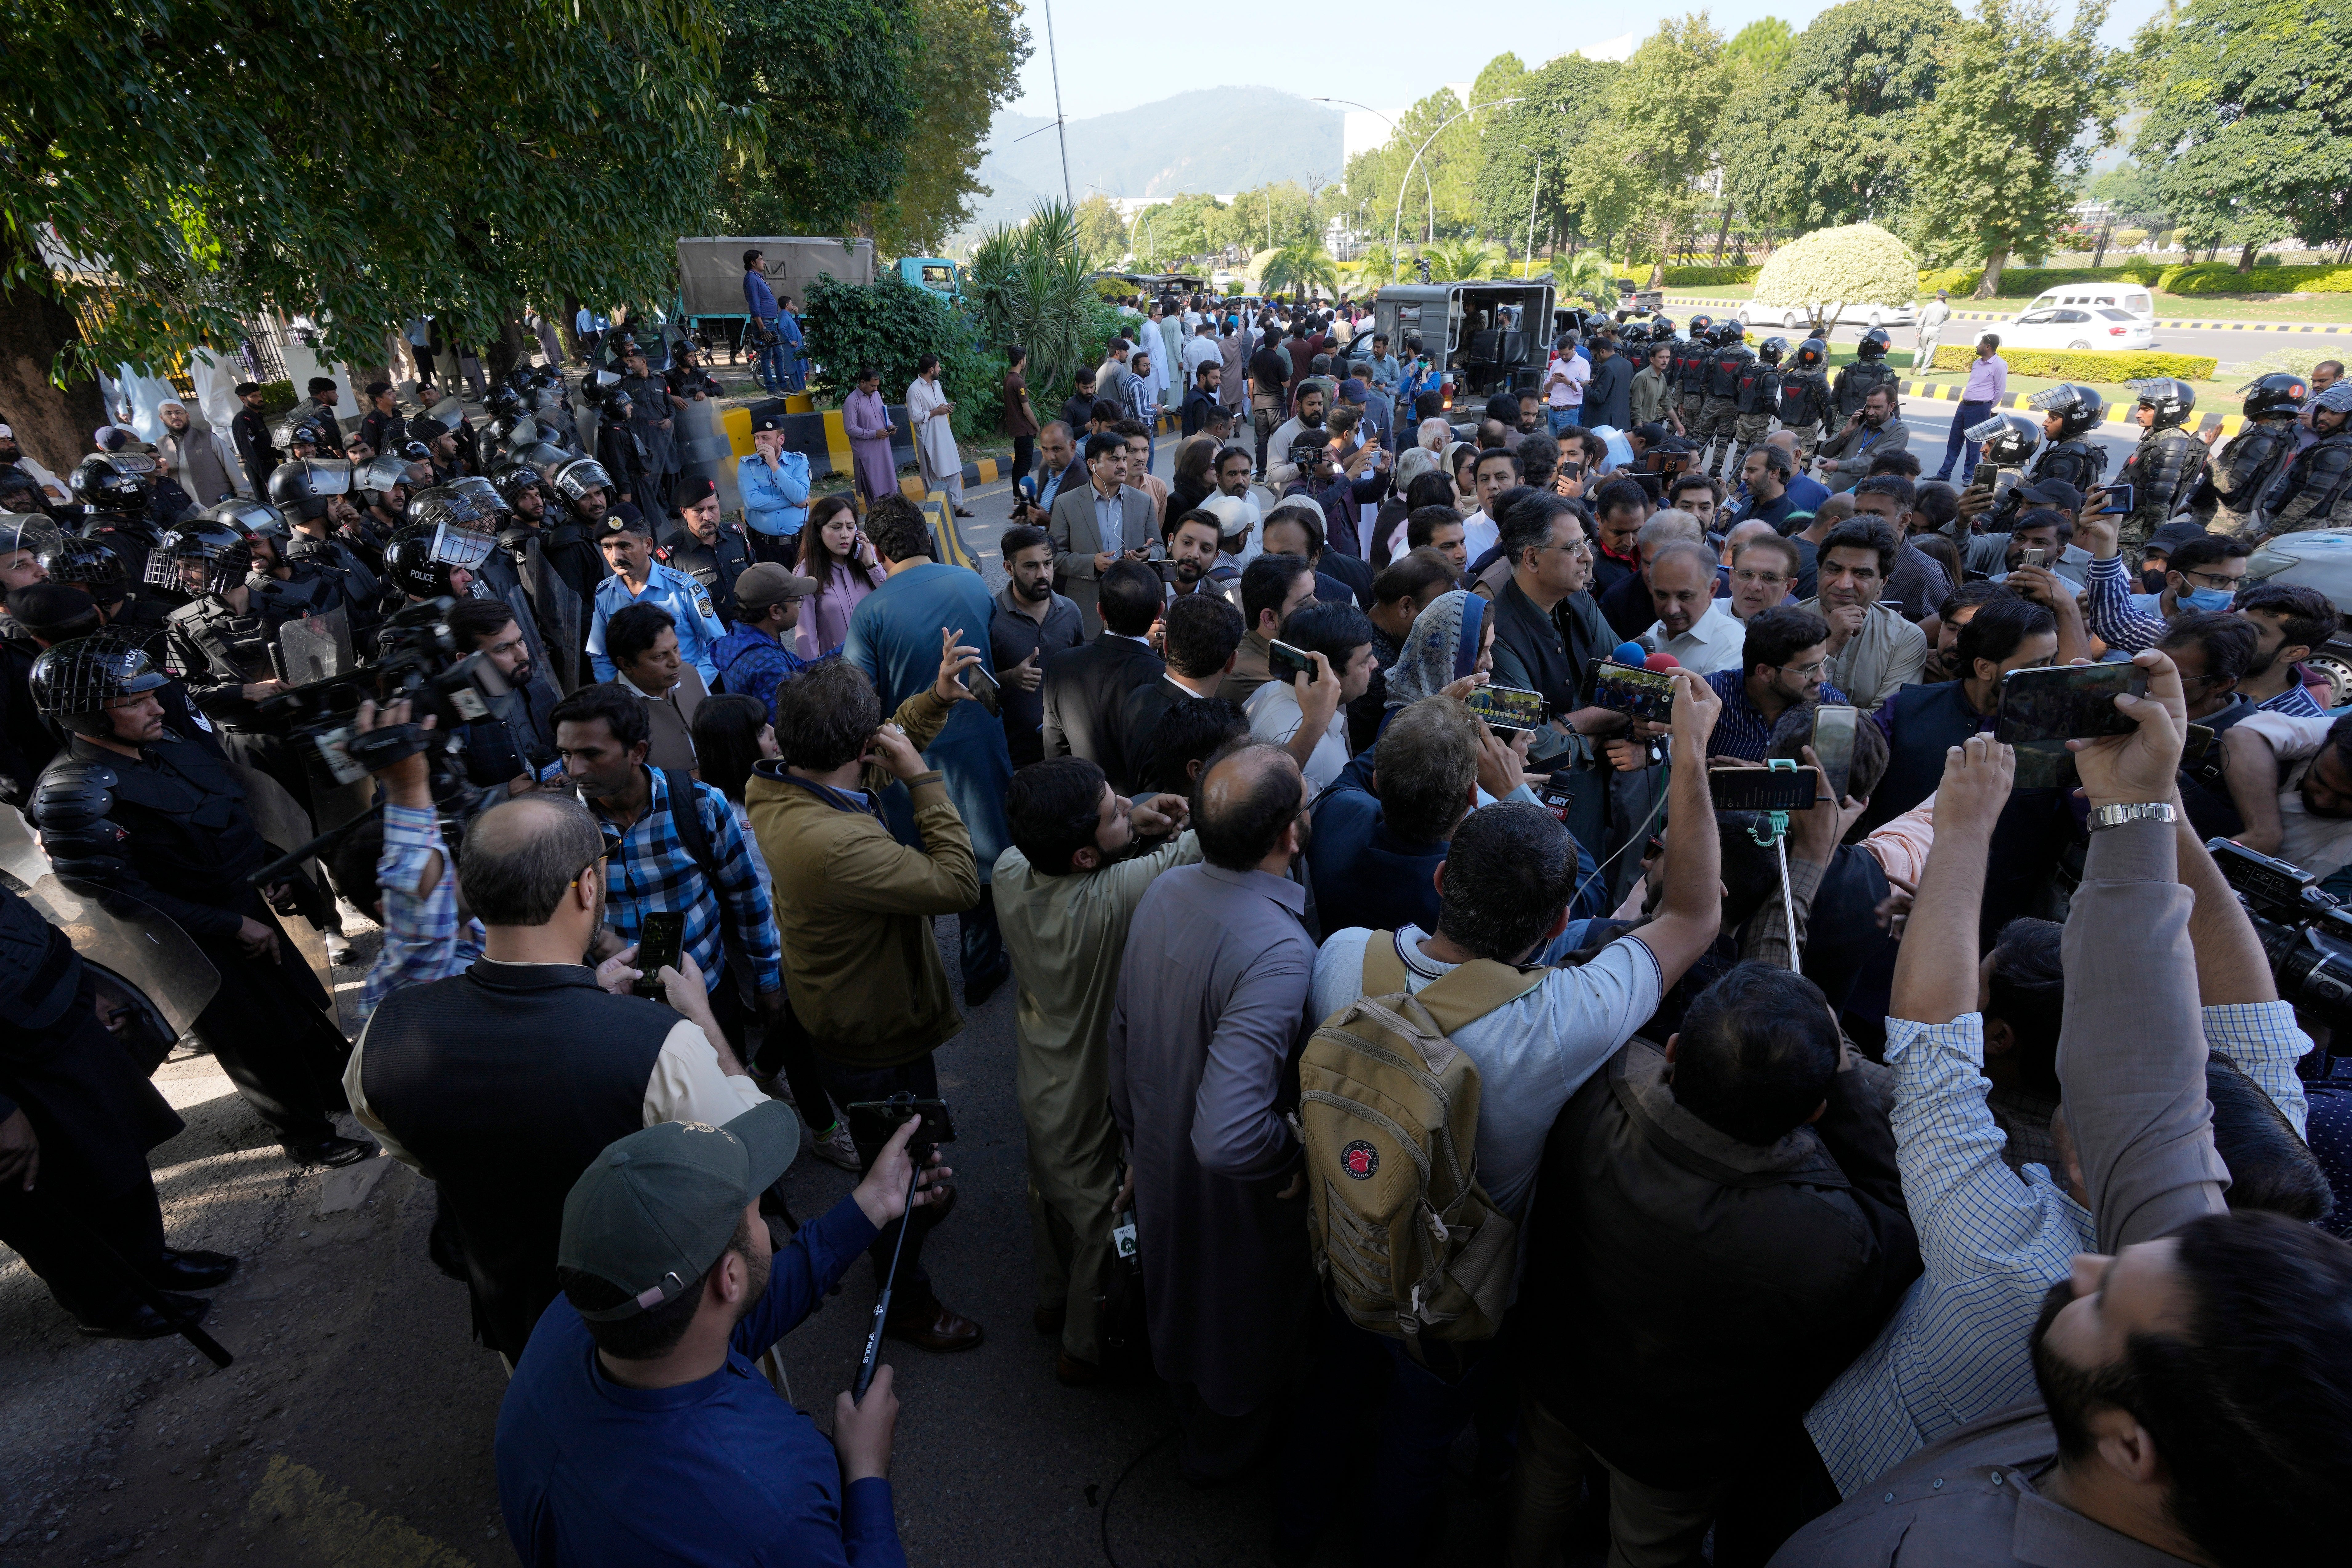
[323,932,354,965]
[812,1121,862,1173]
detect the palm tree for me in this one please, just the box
[1262,240,1341,303]
[1556,250,1621,311]
[964,199,1099,397]
[1421,238,1505,283]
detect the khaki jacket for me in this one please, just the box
[745,688,976,1066]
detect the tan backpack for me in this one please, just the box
[1299,931,1544,1357]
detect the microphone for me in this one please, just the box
[1642,651,1681,672]
[1610,640,1647,667]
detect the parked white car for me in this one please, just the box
[1738,300,1919,331]
[1996,305,2155,353]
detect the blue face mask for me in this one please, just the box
[2181,585,2235,613]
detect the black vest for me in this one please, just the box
[1866,679,1981,830]
[359,960,677,1359]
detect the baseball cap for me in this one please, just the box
[734,562,819,609]
[1339,378,1370,405]
[2020,478,2083,513]
[749,398,791,434]
[558,1101,801,1321]
[2144,519,2208,558]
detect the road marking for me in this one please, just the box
[246,1454,478,1567]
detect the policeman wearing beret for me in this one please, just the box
[736,399,811,553]
[658,476,754,626]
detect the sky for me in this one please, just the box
[1010,0,2170,124]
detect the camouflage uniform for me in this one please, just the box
[2256,429,2352,539]
[2197,417,2304,537]
[1730,357,1783,478]
[2113,424,2208,563]
[1673,338,1710,435]
[1698,344,1753,477]
[1775,369,1831,466]
[2028,437,2108,498]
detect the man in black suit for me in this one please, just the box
[1041,559,1164,785]
[1119,591,1245,795]
[230,382,280,497]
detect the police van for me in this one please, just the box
[2022,283,2156,322]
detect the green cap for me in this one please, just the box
[557,1100,800,1321]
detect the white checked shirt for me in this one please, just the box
[1804,1000,2310,1498]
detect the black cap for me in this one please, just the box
[749,399,791,433]
[602,503,650,536]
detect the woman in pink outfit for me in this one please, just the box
[794,494,890,658]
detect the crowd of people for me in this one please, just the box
[2,288,2351,1568]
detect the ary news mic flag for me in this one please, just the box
[1611,641,1647,667]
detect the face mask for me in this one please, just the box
[2182,585,2235,613]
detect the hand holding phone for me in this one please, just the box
[630,910,686,999]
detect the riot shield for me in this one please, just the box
[675,396,730,490]
[276,607,356,687]
[224,764,345,1028]
[0,804,221,1055]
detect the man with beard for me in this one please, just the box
[1815,387,1910,496]
[987,526,1083,768]
[229,382,280,497]
[659,477,755,627]
[1776,670,2352,1568]
[154,399,238,506]
[1157,507,1224,601]
[1265,384,1331,479]
[2219,706,2352,884]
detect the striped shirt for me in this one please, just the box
[1702,667,1851,761]
[2081,556,2326,715]
[584,767,784,997]
[1804,1001,2310,1497]
[358,804,484,1025]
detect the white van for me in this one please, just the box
[2024,284,2155,320]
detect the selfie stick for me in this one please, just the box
[1745,758,1803,961]
[853,1160,922,1401]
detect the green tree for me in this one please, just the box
[1710,18,1801,262]
[1470,53,1624,263]
[1214,184,1320,256]
[1420,239,1507,282]
[1907,0,2124,294]
[708,0,920,237]
[965,199,1101,395]
[1074,195,1129,268]
[1146,193,1227,266]
[2130,0,2352,269]
[1725,15,1797,74]
[1738,0,1961,233]
[1263,241,1342,302]
[0,0,726,471]
[870,0,1033,254]
[1600,16,1734,286]
[2086,161,2170,229]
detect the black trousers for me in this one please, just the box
[191,905,353,1146]
[726,984,837,1133]
[1009,434,1035,490]
[959,883,1005,983]
[814,1051,952,1298]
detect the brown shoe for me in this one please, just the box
[884,1297,985,1353]
[1032,1303,1066,1336]
[1055,1351,1100,1387]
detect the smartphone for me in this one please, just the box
[962,661,1002,718]
[2098,483,2134,516]
[631,910,687,999]
[843,1092,959,1159]
[1629,471,1665,504]
[1268,639,1316,685]
[1466,684,1545,735]
[1592,660,1677,723]
[2020,547,2045,570]
[1811,704,1860,804]
[1708,766,1820,813]
[1995,663,2148,747]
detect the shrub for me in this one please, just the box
[1662,265,1760,287]
[252,379,297,416]
[804,273,1005,445]
[1928,345,2216,381]
[2161,262,2352,297]
[1753,224,1920,311]
[1916,263,2170,299]
[2228,345,2338,381]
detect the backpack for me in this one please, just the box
[1298,931,1546,1360]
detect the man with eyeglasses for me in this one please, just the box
[1701,606,1850,762]
[1724,531,1801,621]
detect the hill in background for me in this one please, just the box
[963,88,1343,237]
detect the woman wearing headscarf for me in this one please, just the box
[1380,588,1496,727]
[1447,441,1481,517]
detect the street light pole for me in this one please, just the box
[1315,97,1435,272]
[1389,96,1524,284]
[1524,153,1541,279]
[1042,0,1073,209]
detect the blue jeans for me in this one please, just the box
[1939,398,1994,482]
[1548,406,1582,437]
[754,333,787,390]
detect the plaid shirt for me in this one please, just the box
[2082,556,2325,715]
[357,804,484,1025]
[582,766,784,996]
[1805,1001,2310,1497]
[1702,667,1851,761]
[713,622,827,724]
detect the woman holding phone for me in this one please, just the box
[794,494,889,659]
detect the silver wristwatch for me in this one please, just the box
[2088,800,2178,832]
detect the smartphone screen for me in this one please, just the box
[1629,471,1665,504]
[962,662,1002,717]
[1466,685,1546,734]
[1810,705,1859,803]
[1268,639,1315,685]
[2020,547,2045,570]
[632,910,687,998]
[1995,663,2148,747]
[2099,483,2134,516]
[1707,766,1820,812]
[1592,661,1677,723]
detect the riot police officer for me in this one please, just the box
[267,458,384,634]
[1674,314,1714,434]
[617,342,680,515]
[658,476,753,625]
[2025,383,2110,494]
[382,521,483,609]
[30,532,172,661]
[2253,381,2352,539]
[1831,327,1899,421]
[593,385,647,508]
[28,637,371,1167]
[1775,337,1833,463]
[409,412,469,487]
[155,522,315,788]
[2195,372,2309,537]
[70,454,169,588]
[355,452,413,546]
[1698,321,1755,479]
[1729,334,1786,481]
[2112,377,2209,562]
[487,461,586,694]
[544,458,616,680]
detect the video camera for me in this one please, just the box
[2209,838,2352,1046]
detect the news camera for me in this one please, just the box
[2209,838,2352,1050]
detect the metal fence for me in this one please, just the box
[66,278,291,395]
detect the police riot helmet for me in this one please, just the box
[279,415,334,452]
[405,486,497,571]
[1856,327,1892,361]
[582,368,621,399]
[383,525,465,599]
[2028,383,2106,440]
[355,454,415,510]
[32,532,127,599]
[2,511,63,563]
[1651,315,1677,340]
[405,412,457,447]
[552,457,613,504]
[29,634,170,736]
[1793,337,1828,371]
[1715,321,1748,347]
[265,457,353,521]
[2128,377,2196,430]
[2314,381,2352,422]
[145,519,255,596]
[1965,412,2043,467]
[71,453,156,511]
[489,460,544,509]
[449,474,512,522]
[1759,336,1788,365]
[1686,313,1713,339]
[199,498,290,539]
[2241,372,2310,422]
[483,386,524,423]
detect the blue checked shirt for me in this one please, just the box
[1804,1001,2310,1497]
[587,562,728,688]
[582,767,784,997]
[1702,667,1851,761]
[2082,556,2325,715]
[357,804,484,1025]
[712,622,828,724]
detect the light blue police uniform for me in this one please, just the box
[587,561,727,687]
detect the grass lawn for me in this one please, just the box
[1825,347,2223,416]
[1656,281,2352,324]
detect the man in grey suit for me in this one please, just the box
[1050,430,1156,637]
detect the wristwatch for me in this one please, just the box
[2088,800,2177,832]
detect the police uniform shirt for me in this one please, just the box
[658,526,753,624]
[586,560,726,687]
